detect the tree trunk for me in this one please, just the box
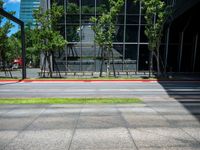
[100,47,104,77]
[149,50,153,78]
[156,49,161,77]
[52,52,61,78]
[47,52,52,78]
[41,52,47,78]
[111,49,116,77]
[106,50,110,77]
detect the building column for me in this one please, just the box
[122,0,127,71]
[193,33,198,72]
[64,0,68,71]
[178,31,184,72]
[178,19,190,72]
[79,0,82,71]
[94,0,97,72]
[164,25,170,73]
[136,1,142,73]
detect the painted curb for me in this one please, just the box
[0,79,200,83]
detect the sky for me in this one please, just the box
[3,0,21,35]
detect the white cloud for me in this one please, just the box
[7,0,21,3]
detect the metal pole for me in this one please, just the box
[21,23,26,79]
[192,33,198,72]
[136,1,142,73]
[122,0,127,71]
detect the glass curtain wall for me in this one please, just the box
[55,0,147,72]
[20,0,40,26]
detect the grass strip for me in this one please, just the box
[0,98,142,104]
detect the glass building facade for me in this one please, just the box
[51,0,150,72]
[43,0,200,73]
[20,0,40,26]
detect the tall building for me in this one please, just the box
[19,0,40,27]
[42,0,200,73]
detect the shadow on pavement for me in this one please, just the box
[158,80,200,122]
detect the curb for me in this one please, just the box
[0,79,200,83]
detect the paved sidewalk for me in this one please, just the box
[0,98,200,150]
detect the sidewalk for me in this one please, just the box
[0,97,200,150]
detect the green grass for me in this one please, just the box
[0,98,142,104]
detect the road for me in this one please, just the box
[0,81,200,98]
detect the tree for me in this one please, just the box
[0,0,14,70]
[33,2,67,78]
[6,36,21,64]
[12,25,40,68]
[91,0,124,77]
[135,0,171,77]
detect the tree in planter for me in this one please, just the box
[91,0,124,77]
[135,0,171,77]
[33,2,67,78]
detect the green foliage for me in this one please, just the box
[67,3,79,14]
[5,36,21,63]
[135,0,170,52]
[91,0,124,51]
[33,3,67,53]
[11,26,40,67]
[0,0,15,66]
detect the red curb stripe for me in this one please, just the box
[0,79,157,83]
[0,79,200,83]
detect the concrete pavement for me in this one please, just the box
[0,99,200,150]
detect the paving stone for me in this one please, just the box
[130,127,200,148]
[0,117,35,131]
[139,146,200,150]
[182,127,200,142]
[70,128,136,150]
[1,108,44,118]
[118,107,157,115]
[81,107,118,116]
[27,116,76,130]
[41,108,80,117]
[122,114,171,128]
[3,129,72,150]
[0,131,18,149]
[77,115,124,129]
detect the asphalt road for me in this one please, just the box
[0,81,200,98]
